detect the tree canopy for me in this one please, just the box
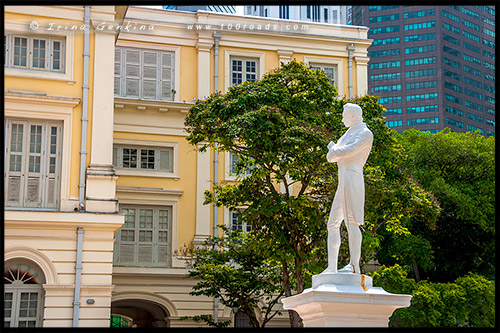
[393,129,495,282]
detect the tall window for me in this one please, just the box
[310,63,337,87]
[114,206,172,267]
[5,119,61,209]
[231,57,258,86]
[4,263,44,327]
[4,34,65,73]
[114,47,174,101]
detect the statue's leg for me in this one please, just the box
[347,222,362,274]
[323,226,341,273]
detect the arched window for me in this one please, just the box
[4,263,44,327]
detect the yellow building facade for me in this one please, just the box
[4,5,371,328]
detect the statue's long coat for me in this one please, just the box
[326,121,373,230]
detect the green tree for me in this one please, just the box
[184,226,283,328]
[369,265,495,327]
[185,60,439,326]
[395,129,495,282]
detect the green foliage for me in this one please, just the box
[395,129,495,281]
[185,226,283,328]
[369,265,495,327]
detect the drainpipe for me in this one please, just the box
[72,227,84,327]
[212,31,221,324]
[78,5,91,212]
[347,43,356,99]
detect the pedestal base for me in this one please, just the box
[282,272,412,327]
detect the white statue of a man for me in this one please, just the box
[324,103,373,274]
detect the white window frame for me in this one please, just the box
[4,119,62,210]
[113,205,173,268]
[229,56,259,87]
[304,56,344,97]
[4,21,74,82]
[4,92,78,211]
[113,139,179,179]
[309,62,338,88]
[224,49,265,93]
[114,46,175,101]
[4,262,45,328]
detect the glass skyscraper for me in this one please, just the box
[352,6,495,137]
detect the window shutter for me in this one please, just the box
[44,124,60,208]
[125,49,140,98]
[24,124,43,208]
[118,243,136,266]
[114,48,122,96]
[157,208,171,267]
[142,51,158,99]
[158,149,173,172]
[112,147,118,168]
[5,122,24,206]
[157,245,170,267]
[160,52,173,100]
[138,244,153,266]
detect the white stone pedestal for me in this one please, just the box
[282,272,412,327]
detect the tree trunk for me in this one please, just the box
[412,256,421,282]
[281,259,304,327]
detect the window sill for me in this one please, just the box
[116,169,179,179]
[5,68,74,83]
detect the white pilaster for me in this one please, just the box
[355,57,369,97]
[193,143,212,245]
[196,32,213,99]
[85,29,118,213]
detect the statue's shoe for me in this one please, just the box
[338,263,359,273]
[321,267,338,274]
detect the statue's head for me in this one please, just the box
[342,103,363,128]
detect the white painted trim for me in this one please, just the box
[304,55,345,98]
[4,246,60,285]
[4,93,79,212]
[115,188,180,258]
[4,20,75,83]
[224,48,266,93]
[113,138,179,179]
[115,41,181,102]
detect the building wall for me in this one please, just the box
[110,6,371,327]
[4,5,126,328]
[4,5,371,328]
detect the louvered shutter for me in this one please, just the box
[114,48,122,96]
[112,147,118,168]
[5,121,24,206]
[138,209,154,266]
[160,53,173,100]
[117,208,137,266]
[156,208,171,267]
[24,123,43,208]
[142,51,158,99]
[44,124,61,208]
[124,49,140,98]
[158,148,173,172]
